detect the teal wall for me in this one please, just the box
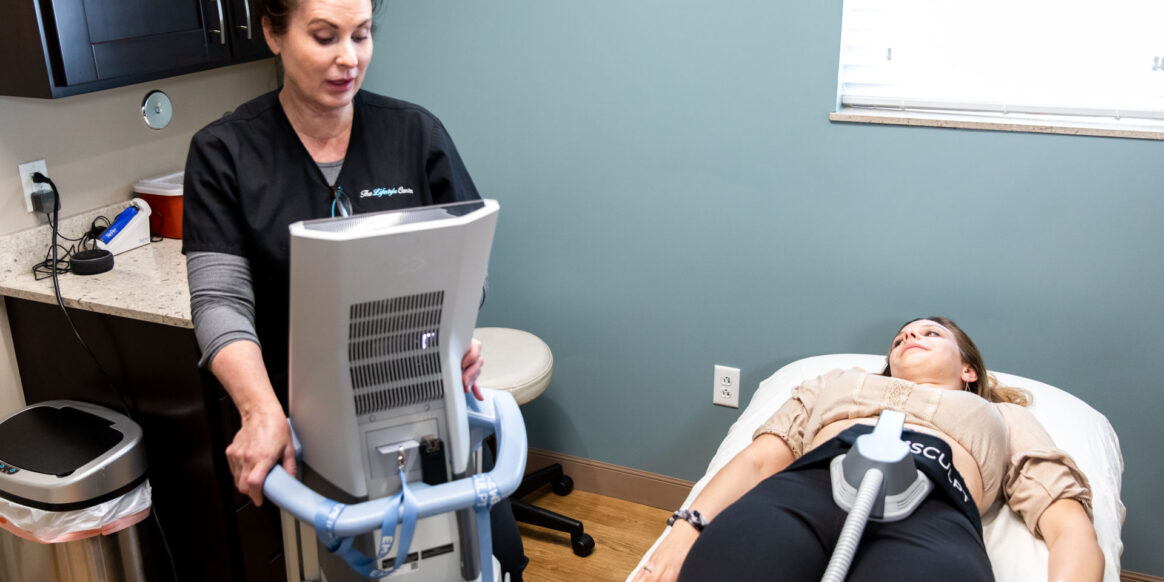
[364,1,1163,574]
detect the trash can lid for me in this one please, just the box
[0,406,122,476]
[0,401,147,510]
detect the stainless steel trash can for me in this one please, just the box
[0,400,150,582]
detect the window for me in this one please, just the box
[833,0,1164,139]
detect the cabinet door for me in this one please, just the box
[226,0,271,60]
[43,0,231,87]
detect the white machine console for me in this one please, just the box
[270,199,523,581]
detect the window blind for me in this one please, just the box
[837,0,1164,124]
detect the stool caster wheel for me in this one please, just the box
[552,474,574,496]
[571,533,595,557]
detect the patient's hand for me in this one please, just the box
[633,522,700,582]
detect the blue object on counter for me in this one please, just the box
[99,206,139,244]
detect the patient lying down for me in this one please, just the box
[634,317,1102,582]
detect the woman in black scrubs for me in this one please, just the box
[182,0,525,577]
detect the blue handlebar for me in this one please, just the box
[261,389,527,577]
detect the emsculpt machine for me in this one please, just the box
[263,200,526,582]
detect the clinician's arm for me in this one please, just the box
[211,340,296,506]
[634,433,796,582]
[1040,498,1103,582]
[189,251,293,506]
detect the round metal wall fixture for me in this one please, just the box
[142,90,173,130]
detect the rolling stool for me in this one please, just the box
[473,327,595,557]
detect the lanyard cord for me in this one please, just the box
[330,185,352,218]
[313,467,419,578]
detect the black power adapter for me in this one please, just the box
[31,189,57,215]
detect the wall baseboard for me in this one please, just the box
[524,448,694,511]
[1122,572,1164,582]
[524,449,1158,582]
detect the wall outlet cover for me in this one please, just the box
[18,159,48,213]
[713,364,740,408]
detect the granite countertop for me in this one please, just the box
[0,202,192,328]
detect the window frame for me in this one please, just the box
[832,0,1164,141]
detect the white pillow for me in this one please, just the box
[631,354,1125,582]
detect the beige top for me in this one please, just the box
[753,368,1092,536]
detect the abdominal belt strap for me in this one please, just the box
[789,424,983,535]
[313,467,419,578]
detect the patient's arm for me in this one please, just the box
[634,434,795,582]
[1040,498,1103,582]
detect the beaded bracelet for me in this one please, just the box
[667,508,709,531]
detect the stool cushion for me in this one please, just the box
[473,327,553,405]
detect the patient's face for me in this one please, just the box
[888,319,976,388]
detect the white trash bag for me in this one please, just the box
[0,480,152,544]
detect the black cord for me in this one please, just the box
[29,172,180,582]
[150,503,182,582]
[31,216,110,280]
[52,216,107,244]
[32,244,72,280]
[31,173,132,417]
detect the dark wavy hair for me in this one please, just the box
[880,316,1029,406]
[256,0,384,36]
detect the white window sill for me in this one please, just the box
[830,108,1164,141]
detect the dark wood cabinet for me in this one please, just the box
[222,0,271,61]
[4,297,286,582]
[2,0,270,98]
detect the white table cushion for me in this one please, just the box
[473,327,553,405]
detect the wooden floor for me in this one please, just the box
[518,488,670,581]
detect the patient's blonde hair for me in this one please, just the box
[881,316,1030,406]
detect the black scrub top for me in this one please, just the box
[182,89,481,404]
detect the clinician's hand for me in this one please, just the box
[226,404,297,507]
[462,338,484,400]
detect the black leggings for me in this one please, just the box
[679,428,993,582]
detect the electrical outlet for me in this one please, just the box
[18,160,48,213]
[713,365,740,408]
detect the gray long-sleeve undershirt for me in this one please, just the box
[187,160,343,368]
[188,247,487,370]
[187,251,259,368]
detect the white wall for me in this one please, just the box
[0,60,277,417]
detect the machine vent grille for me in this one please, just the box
[349,291,445,415]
